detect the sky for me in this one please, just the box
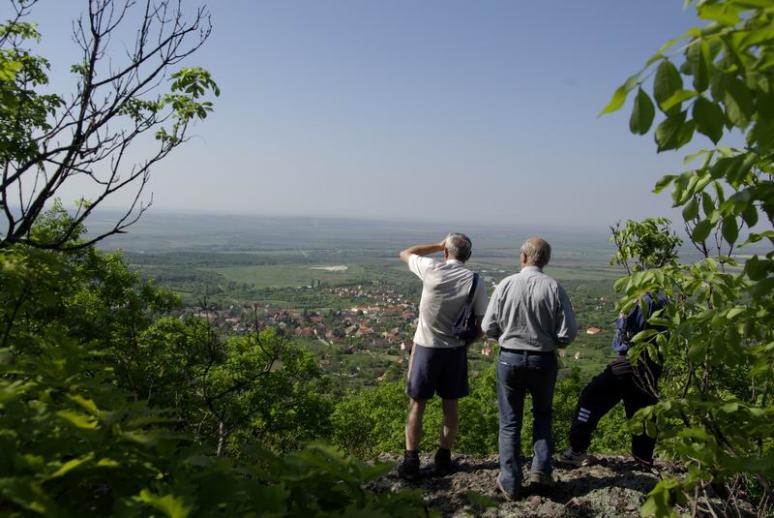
[27,1,703,232]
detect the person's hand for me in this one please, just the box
[438,239,447,251]
[558,348,567,359]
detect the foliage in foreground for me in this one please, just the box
[603,0,774,515]
[331,364,629,459]
[0,215,430,516]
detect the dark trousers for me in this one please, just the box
[497,349,558,493]
[568,356,660,462]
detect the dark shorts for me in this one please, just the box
[407,343,469,400]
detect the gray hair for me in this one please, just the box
[445,232,472,262]
[520,237,551,268]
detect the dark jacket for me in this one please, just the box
[612,292,668,355]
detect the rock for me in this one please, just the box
[371,454,667,517]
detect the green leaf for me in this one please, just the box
[729,0,774,8]
[723,76,754,127]
[720,401,739,413]
[693,97,725,144]
[136,490,191,518]
[629,88,656,135]
[601,72,641,115]
[96,458,121,468]
[0,60,23,81]
[692,219,713,242]
[68,394,101,416]
[742,204,758,227]
[48,455,94,479]
[750,118,774,152]
[721,216,739,244]
[653,60,683,113]
[702,192,715,216]
[655,113,694,152]
[660,89,697,112]
[57,410,99,430]
[737,16,774,48]
[692,40,711,92]
[640,493,665,518]
[698,4,741,25]
[653,174,676,193]
[744,255,769,281]
[688,341,707,361]
[682,197,699,220]
[709,155,742,179]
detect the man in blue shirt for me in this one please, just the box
[559,293,667,467]
[482,237,577,499]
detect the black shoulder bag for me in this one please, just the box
[452,273,480,344]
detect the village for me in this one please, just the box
[181,281,421,353]
[176,276,612,372]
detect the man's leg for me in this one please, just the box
[398,398,426,480]
[497,350,527,496]
[623,370,659,464]
[400,343,436,480]
[436,346,468,450]
[406,398,427,451]
[433,346,468,475]
[440,398,458,449]
[527,353,558,479]
[566,364,623,456]
[431,398,458,475]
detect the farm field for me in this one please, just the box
[208,263,369,288]
[112,214,629,386]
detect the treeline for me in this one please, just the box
[0,219,630,514]
[0,211,425,514]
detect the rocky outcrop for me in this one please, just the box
[372,454,678,517]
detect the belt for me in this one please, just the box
[499,348,555,357]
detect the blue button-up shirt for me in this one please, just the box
[482,266,577,352]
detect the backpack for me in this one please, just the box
[452,273,480,344]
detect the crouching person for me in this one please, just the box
[397,233,488,480]
[559,292,667,468]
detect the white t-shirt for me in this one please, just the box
[408,254,489,348]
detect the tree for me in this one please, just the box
[610,218,682,274]
[603,1,774,515]
[0,0,219,250]
[0,3,434,515]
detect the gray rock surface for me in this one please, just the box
[370,453,678,517]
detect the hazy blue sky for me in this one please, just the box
[31,1,701,231]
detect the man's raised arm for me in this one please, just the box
[399,240,446,263]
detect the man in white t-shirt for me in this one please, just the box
[397,233,489,480]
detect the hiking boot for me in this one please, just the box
[397,451,420,481]
[496,476,520,501]
[528,471,555,488]
[432,447,454,476]
[558,447,588,467]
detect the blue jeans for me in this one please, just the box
[496,349,558,493]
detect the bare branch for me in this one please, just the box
[0,0,215,250]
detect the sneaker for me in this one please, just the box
[558,447,587,467]
[496,476,520,501]
[528,471,555,488]
[397,451,420,481]
[432,447,454,476]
